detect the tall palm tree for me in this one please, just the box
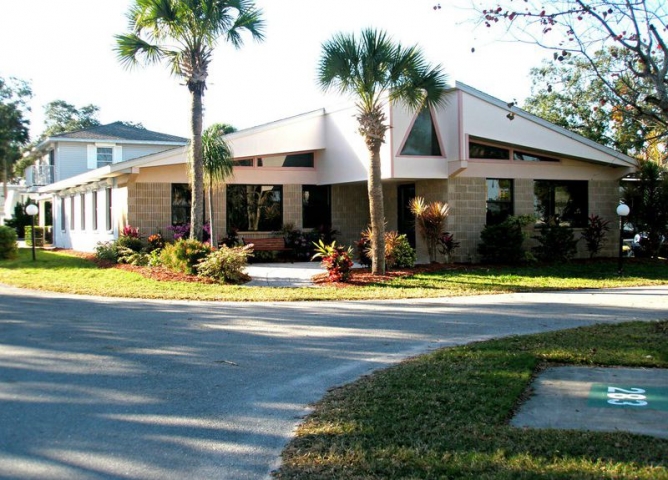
[115,0,264,241]
[318,28,448,274]
[201,123,235,246]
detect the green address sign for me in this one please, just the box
[588,384,668,411]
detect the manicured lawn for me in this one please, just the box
[274,321,668,479]
[0,249,667,301]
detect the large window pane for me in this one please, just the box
[486,179,513,225]
[469,142,510,160]
[534,180,588,227]
[400,107,442,156]
[227,185,283,232]
[258,153,314,168]
[302,185,331,229]
[171,183,191,225]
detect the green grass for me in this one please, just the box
[274,321,668,479]
[0,249,667,301]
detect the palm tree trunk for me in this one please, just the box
[368,146,386,274]
[208,177,215,247]
[189,89,204,241]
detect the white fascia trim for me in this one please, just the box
[36,137,187,150]
[454,81,638,169]
[225,109,326,141]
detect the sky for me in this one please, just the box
[0,0,551,140]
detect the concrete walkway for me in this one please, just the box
[0,285,667,479]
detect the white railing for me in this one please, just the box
[25,165,54,187]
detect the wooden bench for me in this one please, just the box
[242,237,293,262]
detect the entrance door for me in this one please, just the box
[397,184,416,248]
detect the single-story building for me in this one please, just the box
[38,82,636,262]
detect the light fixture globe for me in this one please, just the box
[616,203,630,217]
[25,204,38,216]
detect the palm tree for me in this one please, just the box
[201,123,235,246]
[318,28,448,274]
[115,0,264,241]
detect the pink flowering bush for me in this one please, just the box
[312,240,354,282]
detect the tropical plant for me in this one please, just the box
[437,232,460,263]
[201,123,234,246]
[358,228,415,269]
[581,214,611,258]
[116,0,264,241]
[318,28,448,274]
[532,218,579,263]
[160,238,212,275]
[95,241,119,263]
[197,244,252,283]
[312,239,354,282]
[117,225,143,252]
[147,233,165,252]
[0,225,18,260]
[478,215,532,264]
[409,196,451,263]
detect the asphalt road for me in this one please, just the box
[1,285,667,479]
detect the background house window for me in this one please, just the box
[171,183,192,225]
[400,107,442,156]
[534,180,588,227]
[486,179,513,225]
[97,147,113,167]
[80,193,86,231]
[60,198,66,232]
[105,188,112,231]
[257,152,314,168]
[93,191,99,231]
[302,185,331,229]
[227,184,283,232]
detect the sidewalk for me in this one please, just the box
[244,262,326,287]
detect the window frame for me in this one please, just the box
[105,188,112,231]
[80,193,86,231]
[533,180,588,228]
[468,137,562,163]
[97,147,113,168]
[486,179,514,225]
[302,185,332,229]
[226,184,284,232]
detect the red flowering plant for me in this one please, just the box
[312,239,354,282]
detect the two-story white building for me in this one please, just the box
[26,122,187,249]
[39,83,637,262]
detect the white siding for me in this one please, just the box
[57,142,89,181]
[121,144,174,161]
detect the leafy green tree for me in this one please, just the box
[116,0,264,242]
[472,0,668,139]
[0,76,32,197]
[42,100,100,138]
[201,123,235,245]
[318,28,448,273]
[524,47,657,157]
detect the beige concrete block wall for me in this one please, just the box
[331,183,369,249]
[127,183,172,239]
[589,179,622,258]
[283,184,303,231]
[446,177,486,263]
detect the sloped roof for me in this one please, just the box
[48,121,188,144]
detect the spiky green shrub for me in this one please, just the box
[581,214,610,258]
[385,231,415,269]
[533,218,579,262]
[160,239,211,275]
[0,226,18,260]
[95,241,119,263]
[197,245,253,283]
[478,216,532,264]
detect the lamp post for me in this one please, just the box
[25,203,38,261]
[616,203,630,275]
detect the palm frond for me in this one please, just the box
[114,33,167,69]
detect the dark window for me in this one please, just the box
[227,185,283,232]
[80,193,86,231]
[70,196,75,230]
[534,180,588,227]
[60,197,66,231]
[469,142,510,160]
[400,107,442,156]
[486,179,514,225]
[105,188,112,231]
[258,152,314,168]
[302,185,331,229]
[514,151,559,162]
[233,158,254,167]
[93,192,98,231]
[171,183,192,225]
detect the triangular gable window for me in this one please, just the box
[400,107,442,156]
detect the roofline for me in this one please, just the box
[225,108,326,140]
[38,146,187,193]
[453,81,638,168]
[36,137,188,150]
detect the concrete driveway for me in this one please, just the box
[1,284,667,479]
